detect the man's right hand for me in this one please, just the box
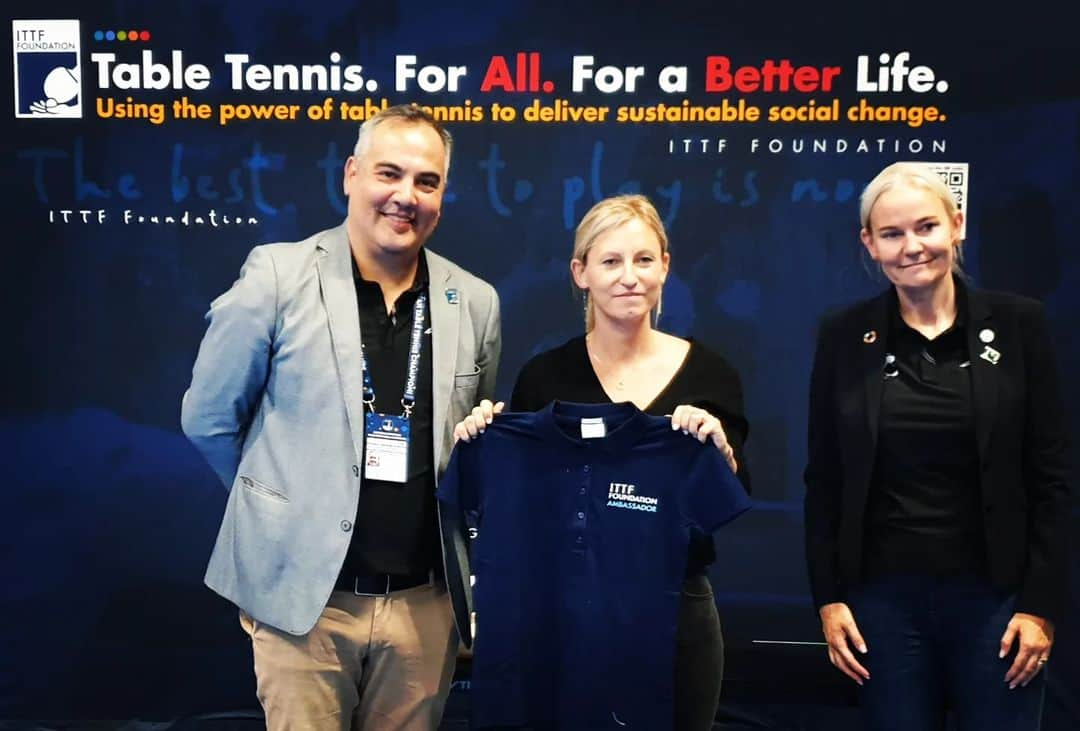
[819,602,870,685]
[452,399,504,443]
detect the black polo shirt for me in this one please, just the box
[864,294,985,578]
[339,252,438,578]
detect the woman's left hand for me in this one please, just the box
[1000,612,1055,689]
[670,404,738,474]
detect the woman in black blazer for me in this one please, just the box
[804,162,1068,730]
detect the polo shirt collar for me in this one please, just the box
[886,272,969,345]
[539,400,651,452]
[352,248,430,292]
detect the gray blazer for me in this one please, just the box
[181,223,501,635]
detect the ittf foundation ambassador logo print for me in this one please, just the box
[606,482,659,513]
[13,20,82,119]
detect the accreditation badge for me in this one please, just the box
[364,412,410,483]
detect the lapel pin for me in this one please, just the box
[979,328,995,344]
[980,345,1001,365]
[445,288,459,304]
[863,330,877,344]
[883,353,899,378]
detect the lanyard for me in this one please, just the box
[360,292,427,418]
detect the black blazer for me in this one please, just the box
[804,279,1069,622]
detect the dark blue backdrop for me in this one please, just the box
[4,1,1078,726]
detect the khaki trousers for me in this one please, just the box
[239,584,458,731]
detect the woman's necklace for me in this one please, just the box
[587,335,647,391]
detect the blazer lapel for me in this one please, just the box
[965,284,998,460]
[426,250,460,472]
[316,225,368,456]
[861,290,892,455]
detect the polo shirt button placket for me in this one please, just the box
[574,463,591,550]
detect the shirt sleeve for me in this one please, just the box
[180,245,278,489]
[803,313,844,609]
[1015,301,1070,621]
[688,346,752,492]
[435,439,480,514]
[435,430,484,649]
[476,285,502,403]
[682,441,752,534]
[510,355,550,411]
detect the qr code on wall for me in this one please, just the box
[911,161,969,238]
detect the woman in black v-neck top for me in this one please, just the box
[456,194,750,730]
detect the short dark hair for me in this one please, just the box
[352,103,452,176]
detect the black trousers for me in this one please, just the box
[674,573,724,730]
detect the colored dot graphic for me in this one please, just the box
[95,29,152,41]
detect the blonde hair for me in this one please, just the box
[572,194,669,331]
[860,161,965,269]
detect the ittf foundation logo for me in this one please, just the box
[13,20,82,119]
[606,482,659,513]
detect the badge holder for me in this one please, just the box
[360,293,426,484]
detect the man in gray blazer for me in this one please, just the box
[182,104,500,730]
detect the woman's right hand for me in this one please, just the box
[819,602,870,685]
[452,399,504,443]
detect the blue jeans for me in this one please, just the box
[848,574,1045,731]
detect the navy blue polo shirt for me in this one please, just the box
[437,401,751,730]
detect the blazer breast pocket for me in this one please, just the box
[238,474,290,503]
[454,364,482,389]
